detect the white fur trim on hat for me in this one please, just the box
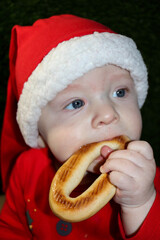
[17,32,148,148]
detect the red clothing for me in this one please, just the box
[0,148,160,239]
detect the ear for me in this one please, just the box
[37,135,46,148]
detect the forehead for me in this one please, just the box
[63,64,133,91]
[47,64,135,109]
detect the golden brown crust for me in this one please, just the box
[49,135,130,222]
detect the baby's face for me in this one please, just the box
[38,64,142,173]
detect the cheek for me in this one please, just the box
[47,123,86,162]
[124,107,142,139]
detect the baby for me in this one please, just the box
[0,14,159,239]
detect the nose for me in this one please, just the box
[91,100,119,129]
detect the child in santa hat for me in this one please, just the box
[0,14,160,239]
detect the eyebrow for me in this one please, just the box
[59,83,84,95]
[48,84,80,106]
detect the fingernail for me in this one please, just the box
[100,166,105,173]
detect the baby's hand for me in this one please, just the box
[100,140,156,235]
[100,140,156,208]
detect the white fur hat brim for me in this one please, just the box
[17,32,148,148]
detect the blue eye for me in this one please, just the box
[113,89,126,98]
[65,99,85,110]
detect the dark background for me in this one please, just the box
[0,0,159,193]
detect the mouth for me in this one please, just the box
[92,156,106,173]
[88,144,113,174]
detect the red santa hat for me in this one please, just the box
[1,14,148,190]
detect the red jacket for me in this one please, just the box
[0,148,160,239]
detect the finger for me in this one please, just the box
[107,149,145,167]
[104,145,152,167]
[127,141,154,160]
[100,157,141,178]
[108,171,134,190]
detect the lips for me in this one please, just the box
[88,145,113,174]
[100,145,113,159]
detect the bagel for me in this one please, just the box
[49,135,130,222]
